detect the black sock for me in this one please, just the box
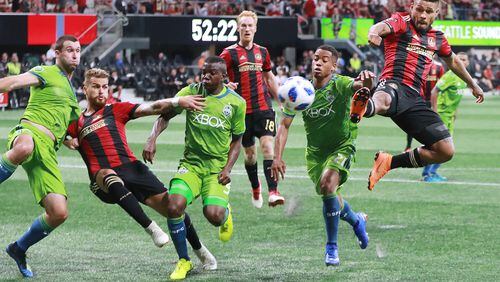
[364,99,375,117]
[390,148,423,169]
[245,162,260,189]
[406,134,413,149]
[263,159,277,192]
[106,178,152,229]
[184,213,202,250]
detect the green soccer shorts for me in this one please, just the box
[306,141,355,195]
[7,122,66,204]
[169,162,230,208]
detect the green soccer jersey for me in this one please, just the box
[23,65,81,149]
[175,83,246,173]
[283,75,356,151]
[436,70,469,117]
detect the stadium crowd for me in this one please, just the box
[0,0,498,22]
[1,46,498,109]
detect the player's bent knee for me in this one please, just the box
[10,139,34,163]
[166,196,186,218]
[203,206,225,226]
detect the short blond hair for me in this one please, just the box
[84,68,109,85]
[237,10,258,25]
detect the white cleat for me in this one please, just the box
[252,193,263,209]
[193,243,217,270]
[268,191,285,207]
[251,186,263,208]
[145,221,170,248]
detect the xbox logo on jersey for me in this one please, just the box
[193,113,226,128]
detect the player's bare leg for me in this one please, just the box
[0,134,34,184]
[260,135,284,207]
[95,169,169,247]
[244,145,263,208]
[368,138,455,190]
[145,193,217,270]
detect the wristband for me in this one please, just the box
[171,97,180,107]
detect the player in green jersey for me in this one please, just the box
[422,52,470,182]
[143,56,246,280]
[271,45,372,266]
[0,35,81,278]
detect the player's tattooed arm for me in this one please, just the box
[368,22,392,47]
[442,53,484,103]
[218,134,243,185]
[271,116,294,181]
[134,95,206,118]
[353,70,376,91]
[142,114,173,164]
[0,72,40,92]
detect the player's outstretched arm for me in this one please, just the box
[442,53,484,103]
[353,70,376,91]
[218,134,243,185]
[368,22,392,47]
[142,114,173,164]
[0,72,40,93]
[271,115,294,182]
[134,95,206,118]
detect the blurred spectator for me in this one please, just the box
[331,7,342,39]
[0,52,8,78]
[349,52,361,74]
[46,43,56,64]
[114,52,125,74]
[482,64,494,91]
[108,70,123,102]
[6,53,22,108]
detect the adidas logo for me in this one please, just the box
[239,55,246,60]
[412,34,420,41]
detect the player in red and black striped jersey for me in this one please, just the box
[220,10,284,208]
[65,68,218,270]
[349,0,484,191]
[404,58,444,151]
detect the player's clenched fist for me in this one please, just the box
[218,168,231,185]
[368,33,382,47]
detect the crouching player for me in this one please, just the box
[272,45,370,266]
[143,56,246,279]
[65,68,217,270]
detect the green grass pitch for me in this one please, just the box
[0,96,499,280]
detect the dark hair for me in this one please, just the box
[55,35,78,51]
[317,44,339,59]
[205,56,226,65]
[204,56,227,73]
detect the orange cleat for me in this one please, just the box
[350,87,371,123]
[368,151,393,191]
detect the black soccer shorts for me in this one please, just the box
[374,79,451,146]
[242,109,276,147]
[90,161,167,204]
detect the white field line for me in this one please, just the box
[58,164,500,187]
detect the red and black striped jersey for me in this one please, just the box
[380,12,452,95]
[423,60,445,101]
[220,43,272,114]
[67,102,139,177]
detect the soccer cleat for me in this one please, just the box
[193,243,217,270]
[6,242,34,278]
[353,213,369,249]
[350,87,371,123]
[368,151,392,191]
[325,243,340,266]
[268,191,285,207]
[169,258,193,280]
[432,173,448,182]
[251,182,263,208]
[219,204,233,242]
[145,220,170,248]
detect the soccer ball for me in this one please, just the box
[278,76,315,112]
